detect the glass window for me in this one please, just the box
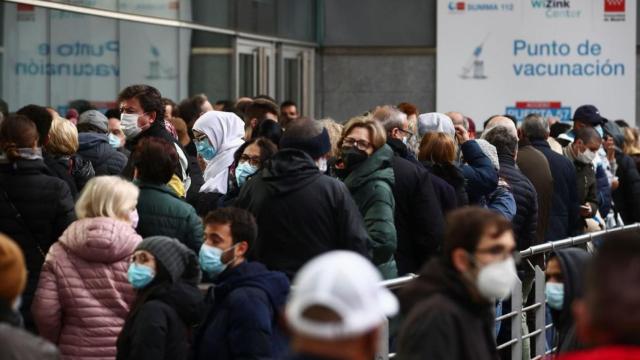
[238,53,256,98]
[188,31,233,103]
[284,57,301,104]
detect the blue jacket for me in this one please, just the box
[193,261,290,360]
[78,133,127,176]
[459,141,498,204]
[530,139,580,241]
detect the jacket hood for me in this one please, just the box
[400,258,491,316]
[215,261,290,311]
[422,161,466,188]
[344,144,395,190]
[59,217,142,263]
[550,248,590,328]
[150,281,205,327]
[262,149,323,195]
[78,132,108,150]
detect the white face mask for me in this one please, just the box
[316,157,328,173]
[121,113,142,139]
[475,256,517,301]
[577,148,597,164]
[12,295,22,312]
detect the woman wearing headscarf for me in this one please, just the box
[188,111,245,216]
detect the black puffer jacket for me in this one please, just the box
[116,281,205,360]
[44,153,95,199]
[387,139,445,275]
[0,300,59,360]
[422,161,469,207]
[235,149,370,278]
[397,258,499,360]
[0,159,76,331]
[77,133,127,176]
[497,154,538,252]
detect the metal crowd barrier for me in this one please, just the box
[380,223,640,360]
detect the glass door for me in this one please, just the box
[235,38,275,99]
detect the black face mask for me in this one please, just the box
[341,147,369,171]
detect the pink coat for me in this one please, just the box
[32,217,142,359]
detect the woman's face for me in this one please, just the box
[131,250,156,272]
[343,127,374,155]
[239,143,262,167]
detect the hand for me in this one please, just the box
[455,125,469,144]
[580,204,593,218]
[611,178,620,191]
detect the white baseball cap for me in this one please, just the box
[285,251,399,340]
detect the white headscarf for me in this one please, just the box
[417,112,456,139]
[193,111,245,194]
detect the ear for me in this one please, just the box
[235,241,249,258]
[250,118,258,129]
[451,248,472,274]
[133,167,139,180]
[41,134,50,147]
[148,111,157,123]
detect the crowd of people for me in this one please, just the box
[1,84,640,360]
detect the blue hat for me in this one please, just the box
[573,105,607,126]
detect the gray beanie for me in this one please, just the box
[136,236,200,285]
[475,139,500,171]
[78,110,109,133]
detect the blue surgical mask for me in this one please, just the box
[595,125,604,138]
[127,263,155,289]
[235,162,258,187]
[545,282,564,310]
[199,244,235,276]
[108,133,121,148]
[195,138,217,160]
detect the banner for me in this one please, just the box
[3,1,190,114]
[436,0,636,126]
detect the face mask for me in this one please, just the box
[121,113,142,139]
[108,132,121,148]
[577,148,597,164]
[199,243,236,276]
[127,262,155,289]
[129,209,139,229]
[474,256,517,301]
[195,138,217,161]
[545,282,564,310]
[316,157,328,173]
[595,125,604,138]
[12,295,22,312]
[402,136,409,145]
[341,147,368,171]
[235,162,258,187]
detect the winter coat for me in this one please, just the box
[460,140,499,204]
[498,154,538,252]
[343,145,397,279]
[116,281,205,360]
[0,302,59,360]
[613,150,640,224]
[595,164,613,218]
[549,249,590,354]
[32,217,142,359]
[193,261,290,360]
[387,139,445,275]
[485,182,517,220]
[563,147,599,216]
[422,161,469,208]
[428,173,459,214]
[0,159,76,331]
[235,149,370,279]
[77,133,128,176]
[530,139,580,241]
[396,258,499,360]
[44,153,95,199]
[136,181,203,254]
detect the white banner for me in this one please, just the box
[437,0,636,126]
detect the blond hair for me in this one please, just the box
[45,117,78,155]
[623,127,640,156]
[340,116,387,151]
[76,176,139,220]
[318,118,344,158]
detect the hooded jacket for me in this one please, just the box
[78,132,128,176]
[387,139,445,275]
[193,261,290,360]
[116,281,205,360]
[422,161,469,207]
[136,181,203,254]
[342,145,397,279]
[550,248,591,354]
[44,153,95,199]
[396,258,499,360]
[563,146,599,216]
[460,140,499,204]
[530,139,580,241]
[607,127,640,224]
[235,149,370,278]
[32,217,142,359]
[0,159,76,331]
[0,301,59,360]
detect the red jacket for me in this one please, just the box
[559,346,640,360]
[32,217,141,359]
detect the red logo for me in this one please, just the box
[605,0,625,12]
[457,2,465,10]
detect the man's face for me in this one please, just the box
[201,100,214,114]
[282,105,298,121]
[390,119,411,142]
[120,97,155,130]
[164,105,173,121]
[545,257,563,284]
[574,138,601,155]
[108,118,125,147]
[204,222,238,264]
[449,112,465,128]
[471,230,516,273]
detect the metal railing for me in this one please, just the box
[379,223,640,360]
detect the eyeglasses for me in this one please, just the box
[397,128,414,140]
[239,154,261,167]
[475,245,521,264]
[342,137,372,151]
